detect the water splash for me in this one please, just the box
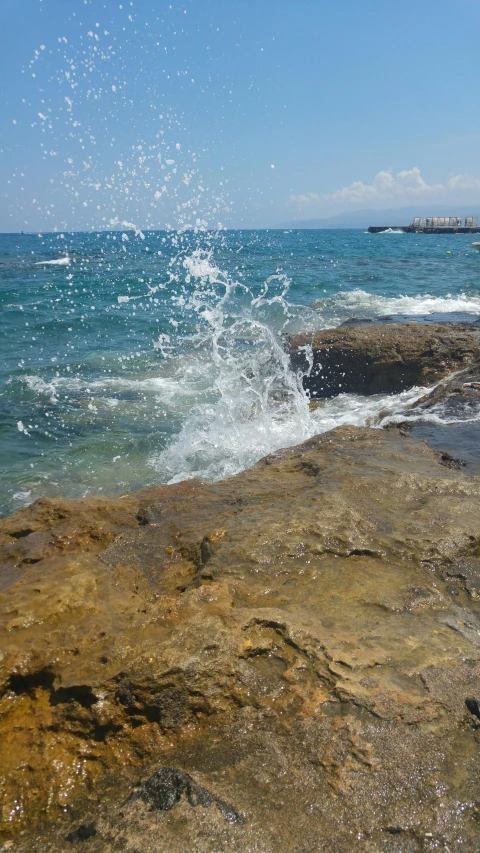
[149,249,434,484]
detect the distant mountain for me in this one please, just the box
[275,206,480,230]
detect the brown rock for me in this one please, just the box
[1,427,480,851]
[288,322,480,397]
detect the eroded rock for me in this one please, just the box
[288,322,480,397]
[1,427,480,851]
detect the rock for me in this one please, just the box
[465,698,480,720]
[1,426,480,851]
[66,822,97,843]
[288,322,480,397]
[126,766,243,823]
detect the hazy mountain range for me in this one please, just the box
[275,206,480,230]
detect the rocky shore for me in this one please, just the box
[289,321,480,398]
[1,322,480,852]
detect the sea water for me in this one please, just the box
[1,227,480,516]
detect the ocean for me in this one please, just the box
[1,227,480,517]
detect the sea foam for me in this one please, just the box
[35,256,71,266]
[311,288,480,321]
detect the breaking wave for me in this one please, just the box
[35,256,71,266]
[311,288,480,324]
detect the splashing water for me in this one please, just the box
[149,248,311,482]
[148,245,436,484]
[2,227,480,515]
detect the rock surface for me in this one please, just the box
[288,322,480,398]
[1,427,480,851]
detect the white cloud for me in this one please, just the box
[288,191,320,206]
[288,167,480,211]
[446,173,480,191]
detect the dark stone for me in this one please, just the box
[465,698,480,720]
[126,767,243,824]
[136,505,163,526]
[438,452,466,470]
[340,317,376,327]
[137,767,185,810]
[66,821,97,842]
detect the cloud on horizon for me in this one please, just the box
[288,167,480,212]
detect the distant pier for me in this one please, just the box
[368,216,480,234]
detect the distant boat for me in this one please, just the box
[473,242,480,249]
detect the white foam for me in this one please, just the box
[13,489,32,502]
[22,375,60,403]
[152,384,432,485]
[20,365,214,413]
[384,397,480,427]
[311,288,480,320]
[35,256,71,266]
[108,218,145,239]
[183,248,224,284]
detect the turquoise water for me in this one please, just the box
[1,228,480,516]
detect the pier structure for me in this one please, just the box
[368,216,480,234]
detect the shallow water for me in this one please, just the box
[1,227,479,515]
[411,421,480,474]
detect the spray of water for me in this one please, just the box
[147,247,435,483]
[145,247,306,481]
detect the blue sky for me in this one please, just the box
[1,0,479,230]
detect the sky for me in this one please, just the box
[1,0,480,230]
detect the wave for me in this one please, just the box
[150,385,432,485]
[311,288,480,320]
[35,256,71,266]
[19,370,212,411]
[11,240,480,503]
[384,397,480,427]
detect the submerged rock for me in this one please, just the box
[1,426,480,851]
[288,322,480,397]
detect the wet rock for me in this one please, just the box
[465,698,480,720]
[129,767,187,811]
[1,426,480,851]
[414,374,480,414]
[288,322,480,398]
[127,766,243,823]
[66,821,97,842]
[437,451,466,470]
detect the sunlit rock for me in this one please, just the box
[1,426,480,850]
